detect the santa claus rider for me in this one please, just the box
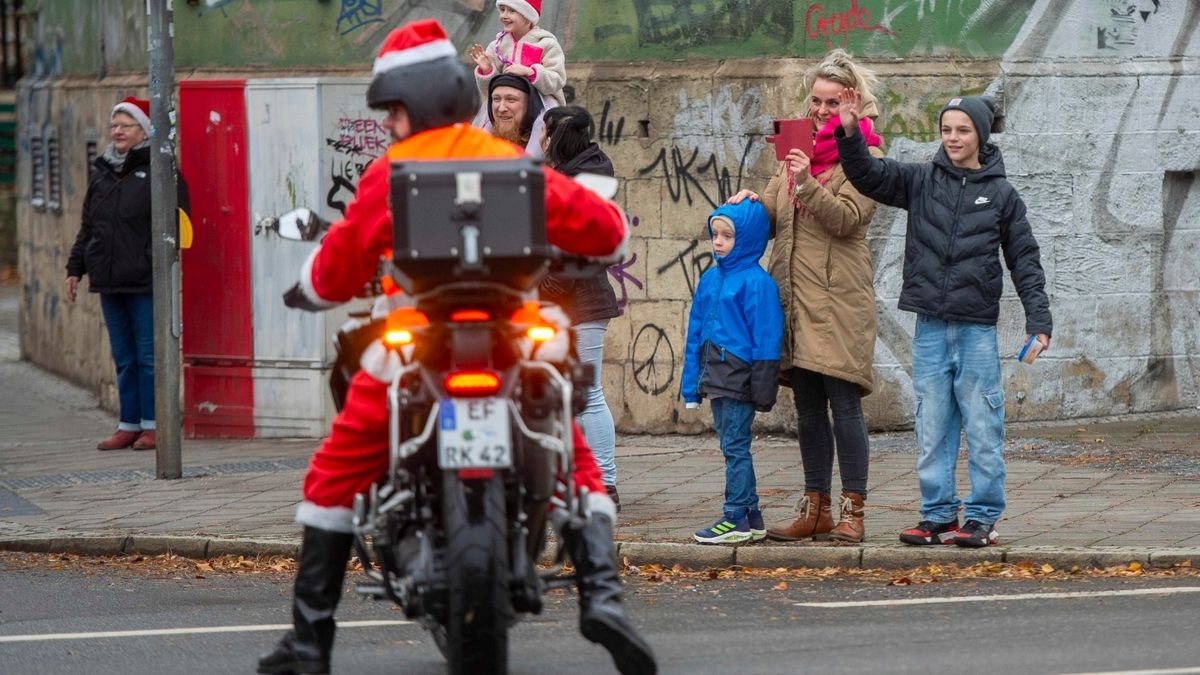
[256,17,657,675]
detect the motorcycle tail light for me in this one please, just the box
[450,309,491,322]
[444,370,502,396]
[458,468,495,479]
[527,325,556,342]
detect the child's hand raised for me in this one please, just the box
[504,63,534,78]
[469,44,491,73]
[838,87,863,135]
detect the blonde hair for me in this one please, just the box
[803,49,877,101]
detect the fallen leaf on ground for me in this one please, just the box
[773,581,788,590]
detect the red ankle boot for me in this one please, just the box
[132,430,157,450]
[97,430,141,451]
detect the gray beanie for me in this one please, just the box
[940,95,996,146]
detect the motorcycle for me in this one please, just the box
[270,157,610,675]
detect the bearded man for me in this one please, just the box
[482,72,552,156]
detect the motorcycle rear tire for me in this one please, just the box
[440,472,512,675]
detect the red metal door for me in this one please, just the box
[179,80,254,437]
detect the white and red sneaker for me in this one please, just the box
[953,519,999,547]
[899,519,960,545]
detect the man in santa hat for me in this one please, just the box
[257,17,656,675]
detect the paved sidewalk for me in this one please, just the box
[2,282,1199,569]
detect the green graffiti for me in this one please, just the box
[877,83,987,144]
[572,0,1033,60]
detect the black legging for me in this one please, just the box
[789,367,869,496]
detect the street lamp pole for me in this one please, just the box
[147,0,182,479]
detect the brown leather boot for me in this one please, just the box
[766,491,832,541]
[97,430,140,451]
[828,492,865,543]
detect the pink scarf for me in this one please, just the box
[789,116,883,206]
[811,116,882,177]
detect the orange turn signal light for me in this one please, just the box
[527,325,556,342]
[384,329,414,346]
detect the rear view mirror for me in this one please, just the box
[275,208,328,241]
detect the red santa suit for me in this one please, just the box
[293,123,625,533]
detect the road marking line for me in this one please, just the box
[1060,662,1200,667]
[794,586,1200,608]
[0,620,411,643]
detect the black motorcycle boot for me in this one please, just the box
[564,512,658,675]
[257,526,354,675]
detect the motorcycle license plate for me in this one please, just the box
[437,398,512,470]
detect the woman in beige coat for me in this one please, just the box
[728,49,883,542]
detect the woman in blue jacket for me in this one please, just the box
[834,88,1052,548]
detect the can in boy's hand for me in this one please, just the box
[1017,335,1045,364]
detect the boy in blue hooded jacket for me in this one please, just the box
[682,199,783,544]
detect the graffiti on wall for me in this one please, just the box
[572,0,1035,59]
[631,323,676,395]
[337,0,385,36]
[1097,0,1164,49]
[637,86,770,208]
[324,116,389,216]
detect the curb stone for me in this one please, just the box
[1,535,1192,572]
[126,535,210,559]
[735,543,861,569]
[617,541,734,568]
[206,537,299,559]
[1004,546,1149,569]
[861,545,1002,569]
[1147,548,1200,567]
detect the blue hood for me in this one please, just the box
[708,200,770,272]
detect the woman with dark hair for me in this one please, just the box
[539,105,624,508]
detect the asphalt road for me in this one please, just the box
[2,557,1199,675]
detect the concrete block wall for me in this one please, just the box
[14,0,1200,435]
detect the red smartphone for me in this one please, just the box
[766,118,814,161]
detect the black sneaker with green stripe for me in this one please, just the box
[694,514,752,544]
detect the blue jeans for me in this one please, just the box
[912,315,1006,524]
[574,321,617,486]
[100,293,156,431]
[711,396,758,519]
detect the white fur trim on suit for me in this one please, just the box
[588,490,617,523]
[298,246,340,310]
[112,102,151,135]
[372,40,457,75]
[359,339,402,383]
[296,501,355,533]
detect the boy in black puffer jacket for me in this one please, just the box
[834,90,1052,549]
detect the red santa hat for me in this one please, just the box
[112,96,151,134]
[498,0,541,24]
[371,18,458,76]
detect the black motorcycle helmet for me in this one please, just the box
[365,19,479,135]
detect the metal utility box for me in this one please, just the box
[390,158,549,294]
[245,78,385,437]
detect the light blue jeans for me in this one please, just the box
[912,315,1006,525]
[575,321,617,486]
